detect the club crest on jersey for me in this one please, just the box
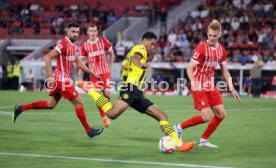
[66,56,75,61]
[122,93,129,99]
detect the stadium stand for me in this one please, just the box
[0,0,275,98]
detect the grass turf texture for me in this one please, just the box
[0,91,275,168]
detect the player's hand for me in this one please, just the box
[191,81,202,92]
[94,74,102,81]
[141,63,150,69]
[231,89,241,102]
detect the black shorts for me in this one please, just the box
[119,83,154,113]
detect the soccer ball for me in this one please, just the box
[159,136,176,153]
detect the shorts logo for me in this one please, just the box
[122,93,129,99]
[201,101,205,106]
[73,91,76,96]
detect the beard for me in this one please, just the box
[69,36,77,43]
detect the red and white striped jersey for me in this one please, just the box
[191,41,227,89]
[81,37,112,75]
[54,37,78,81]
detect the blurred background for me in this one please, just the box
[0,0,275,98]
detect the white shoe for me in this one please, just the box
[198,139,218,148]
[173,124,183,140]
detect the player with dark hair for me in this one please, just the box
[77,32,196,152]
[12,22,104,138]
[80,24,115,127]
[174,20,241,148]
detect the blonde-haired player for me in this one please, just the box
[174,20,240,148]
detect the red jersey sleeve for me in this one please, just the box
[102,38,112,52]
[81,43,88,57]
[191,43,205,65]
[220,46,227,64]
[55,40,66,54]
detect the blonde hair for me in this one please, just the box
[208,20,222,32]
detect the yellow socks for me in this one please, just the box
[88,89,112,113]
[159,120,181,145]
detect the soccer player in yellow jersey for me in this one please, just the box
[77,32,196,152]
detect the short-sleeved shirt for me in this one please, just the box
[191,41,227,89]
[54,37,78,81]
[50,37,79,100]
[81,37,112,75]
[125,44,148,89]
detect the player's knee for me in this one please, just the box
[47,102,56,109]
[217,111,226,119]
[106,113,118,120]
[202,113,212,122]
[74,102,83,108]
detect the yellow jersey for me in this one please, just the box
[121,59,129,78]
[125,44,148,89]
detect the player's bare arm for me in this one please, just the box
[44,49,59,78]
[187,61,201,91]
[132,53,150,69]
[75,55,101,80]
[220,63,241,102]
[77,56,87,77]
[108,48,115,68]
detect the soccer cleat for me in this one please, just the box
[76,80,94,93]
[87,127,104,138]
[174,124,183,140]
[198,139,218,148]
[178,141,196,152]
[102,117,111,127]
[12,104,22,123]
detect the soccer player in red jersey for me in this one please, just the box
[174,20,241,148]
[12,22,104,138]
[80,24,115,127]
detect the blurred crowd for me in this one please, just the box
[152,0,275,65]
[0,1,117,36]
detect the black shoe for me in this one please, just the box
[12,104,22,123]
[87,127,104,138]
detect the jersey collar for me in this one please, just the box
[206,40,218,50]
[88,37,99,44]
[65,37,74,45]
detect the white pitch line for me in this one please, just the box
[0,152,232,168]
[0,107,275,116]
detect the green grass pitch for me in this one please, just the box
[0,91,275,168]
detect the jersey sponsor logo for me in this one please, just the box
[66,56,75,61]
[88,50,105,57]
[205,61,218,66]
[193,52,200,59]
[122,93,129,99]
